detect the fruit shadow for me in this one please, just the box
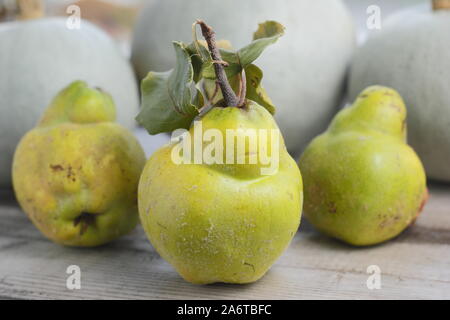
[427,179,450,189]
[0,188,17,206]
[299,217,398,251]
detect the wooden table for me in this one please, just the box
[0,184,449,300]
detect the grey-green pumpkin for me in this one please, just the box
[131,0,356,158]
[349,1,450,182]
[0,17,139,188]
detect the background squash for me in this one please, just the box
[0,5,139,189]
[131,0,356,157]
[349,0,450,182]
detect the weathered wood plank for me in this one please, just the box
[0,184,449,300]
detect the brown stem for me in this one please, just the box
[237,69,247,108]
[196,20,239,107]
[433,0,450,10]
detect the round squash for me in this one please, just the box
[349,1,450,182]
[131,0,356,157]
[0,17,139,188]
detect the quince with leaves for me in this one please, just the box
[137,21,303,284]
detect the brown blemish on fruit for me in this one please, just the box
[157,222,167,230]
[379,214,402,229]
[411,189,429,226]
[74,212,96,235]
[419,189,429,213]
[287,192,294,201]
[244,262,255,273]
[66,165,76,181]
[327,201,337,214]
[50,164,64,171]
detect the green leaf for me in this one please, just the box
[187,41,240,80]
[202,64,276,115]
[253,20,286,40]
[201,21,285,80]
[136,42,201,134]
[244,64,275,114]
[200,54,242,80]
[238,21,285,67]
[185,41,210,83]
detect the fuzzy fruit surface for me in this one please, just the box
[12,81,146,247]
[299,86,427,246]
[138,101,302,284]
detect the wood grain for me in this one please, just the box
[0,184,449,300]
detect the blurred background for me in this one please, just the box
[0,0,428,55]
[0,0,434,158]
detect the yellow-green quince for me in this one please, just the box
[13,81,146,247]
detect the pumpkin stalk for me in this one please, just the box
[196,20,240,108]
[432,0,450,10]
[17,0,44,20]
